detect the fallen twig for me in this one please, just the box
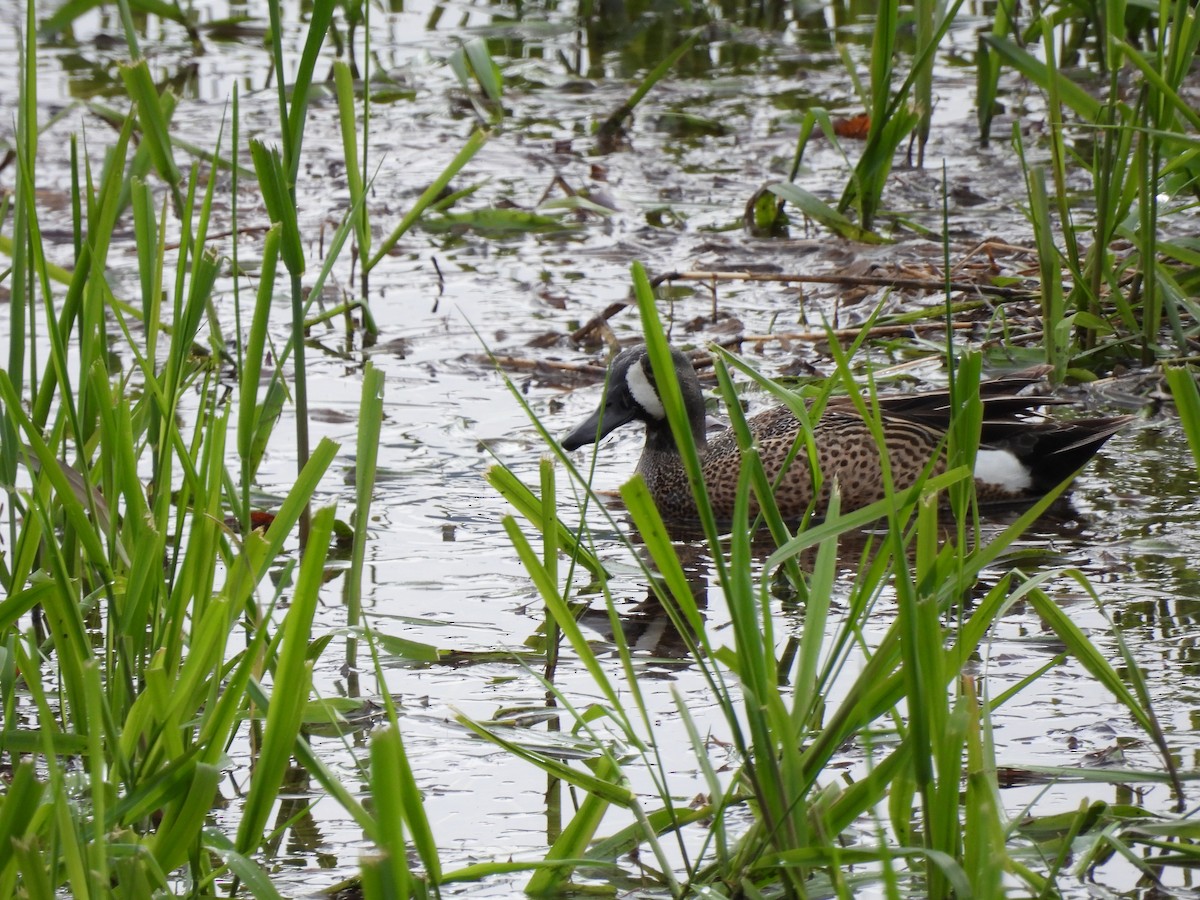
[740,322,978,344]
[571,268,1036,343]
[479,354,608,378]
[651,269,1034,298]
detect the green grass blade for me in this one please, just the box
[148,763,222,873]
[1026,164,1069,377]
[367,726,415,897]
[619,478,708,640]
[500,516,622,711]
[0,762,41,876]
[768,182,885,243]
[1025,579,1180,798]
[1166,367,1200,474]
[333,61,370,260]
[345,362,384,675]
[366,128,488,271]
[525,755,619,895]
[118,59,183,209]
[0,374,111,580]
[464,37,503,105]
[456,714,634,806]
[237,223,281,486]
[982,35,1103,121]
[250,140,305,276]
[597,33,696,140]
[485,463,607,581]
[235,505,336,854]
[282,0,334,179]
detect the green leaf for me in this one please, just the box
[525,755,619,894]
[235,506,336,854]
[367,726,415,896]
[149,763,221,872]
[1166,366,1200,476]
[366,129,489,271]
[0,763,42,875]
[238,224,280,472]
[366,630,443,663]
[768,182,886,243]
[485,464,607,581]
[981,35,1103,121]
[423,208,575,236]
[249,140,305,276]
[118,60,182,192]
[464,38,504,105]
[334,61,370,259]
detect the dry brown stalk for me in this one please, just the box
[571,268,1034,342]
[650,269,1033,297]
[740,322,977,344]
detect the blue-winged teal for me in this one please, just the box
[562,344,1132,522]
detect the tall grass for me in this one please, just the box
[764,0,1200,369]
[0,1,411,895]
[765,0,963,238]
[0,1,566,894]
[985,3,1200,370]
[0,127,346,894]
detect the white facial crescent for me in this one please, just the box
[625,360,666,419]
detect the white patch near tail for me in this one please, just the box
[626,362,665,419]
[974,449,1033,491]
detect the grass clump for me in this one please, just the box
[0,1,409,895]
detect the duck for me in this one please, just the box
[561,344,1133,523]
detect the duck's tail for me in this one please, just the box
[981,415,1134,495]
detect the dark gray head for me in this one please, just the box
[562,345,707,452]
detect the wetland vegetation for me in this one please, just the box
[2,0,1200,897]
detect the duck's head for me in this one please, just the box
[562,344,707,453]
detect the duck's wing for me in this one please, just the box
[849,371,1071,430]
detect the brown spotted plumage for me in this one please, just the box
[561,345,1133,524]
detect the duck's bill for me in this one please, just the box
[561,401,637,451]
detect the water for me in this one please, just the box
[3,0,1199,895]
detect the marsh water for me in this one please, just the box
[4,0,1200,896]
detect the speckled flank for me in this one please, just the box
[564,345,1134,526]
[638,405,946,521]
